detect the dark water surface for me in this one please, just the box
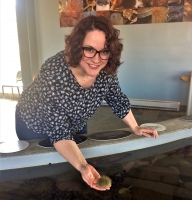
[1,138,192,200]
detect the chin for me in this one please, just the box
[87,72,99,78]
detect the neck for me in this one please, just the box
[70,67,89,81]
[79,74,87,81]
[70,67,98,89]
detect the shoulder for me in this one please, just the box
[98,70,118,84]
[98,70,115,80]
[40,51,69,73]
[43,51,66,66]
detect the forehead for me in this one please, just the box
[83,30,106,50]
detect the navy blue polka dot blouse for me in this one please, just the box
[16,51,130,143]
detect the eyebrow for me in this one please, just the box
[83,45,108,51]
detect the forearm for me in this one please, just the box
[122,109,139,132]
[54,139,87,171]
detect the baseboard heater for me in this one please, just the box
[101,98,180,111]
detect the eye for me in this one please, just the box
[84,47,95,53]
[101,49,110,55]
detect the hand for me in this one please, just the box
[133,126,158,138]
[79,163,111,191]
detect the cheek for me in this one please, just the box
[79,58,85,66]
[80,55,89,64]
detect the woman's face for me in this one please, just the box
[79,30,109,77]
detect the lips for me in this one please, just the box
[88,63,100,70]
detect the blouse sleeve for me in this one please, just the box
[104,75,130,119]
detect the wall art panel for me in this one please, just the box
[59,0,192,27]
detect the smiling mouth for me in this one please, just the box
[88,64,100,69]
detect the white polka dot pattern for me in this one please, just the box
[16,51,130,143]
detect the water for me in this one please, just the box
[1,138,192,200]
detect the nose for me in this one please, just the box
[91,52,100,63]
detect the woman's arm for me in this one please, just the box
[54,139,110,190]
[54,139,87,171]
[122,109,158,138]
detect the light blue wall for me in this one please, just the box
[17,0,192,105]
[118,23,192,105]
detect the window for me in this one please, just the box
[0,0,21,89]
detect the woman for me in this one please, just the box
[16,15,158,191]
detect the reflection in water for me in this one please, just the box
[1,140,192,199]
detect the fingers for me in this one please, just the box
[151,129,158,138]
[81,164,111,191]
[83,176,110,191]
[92,184,110,191]
[142,132,152,138]
[142,128,158,138]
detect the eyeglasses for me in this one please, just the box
[82,46,110,60]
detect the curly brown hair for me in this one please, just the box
[64,15,123,75]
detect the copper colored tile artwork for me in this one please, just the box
[59,0,192,27]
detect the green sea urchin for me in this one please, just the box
[96,175,112,188]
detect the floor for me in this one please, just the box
[0,98,186,142]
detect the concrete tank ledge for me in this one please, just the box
[0,118,192,171]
